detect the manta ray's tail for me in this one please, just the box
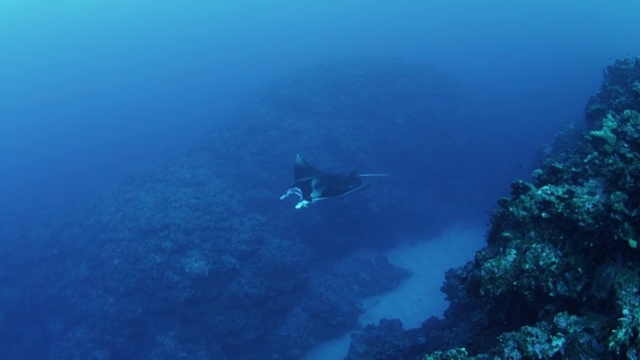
[352,173,387,194]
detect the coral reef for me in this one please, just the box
[347,56,640,359]
[0,58,473,359]
[586,57,640,125]
[0,154,410,359]
[3,55,626,359]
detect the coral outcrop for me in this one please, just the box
[348,57,640,360]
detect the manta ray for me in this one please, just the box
[280,154,387,209]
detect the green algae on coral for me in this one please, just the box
[588,113,618,153]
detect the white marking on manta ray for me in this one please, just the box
[279,154,387,209]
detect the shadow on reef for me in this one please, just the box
[345,57,640,360]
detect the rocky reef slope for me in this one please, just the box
[347,57,640,360]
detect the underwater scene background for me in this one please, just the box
[1,1,640,359]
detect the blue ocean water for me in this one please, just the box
[0,1,638,359]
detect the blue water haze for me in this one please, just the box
[1,0,638,211]
[2,1,640,359]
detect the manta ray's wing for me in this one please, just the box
[310,171,361,200]
[310,173,388,201]
[293,154,323,181]
[280,154,324,208]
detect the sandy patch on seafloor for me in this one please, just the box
[302,222,486,360]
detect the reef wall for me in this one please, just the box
[347,57,640,360]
